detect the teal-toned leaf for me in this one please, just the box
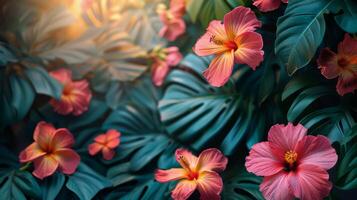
[275,0,336,75]
[331,0,357,33]
[40,173,65,200]
[0,43,17,66]
[25,67,63,99]
[66,163,112,200]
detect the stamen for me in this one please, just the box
[284,150,297,165]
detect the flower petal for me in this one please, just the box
[106,129,121,140]
[193,21,229,56]
[51,128,75,149]
[336,72,357,96]
[102,147,116,160]
[170,0,185,18]
[106,138,120,149]
[171,180,197,200]
[260,171,294,200]
[88,143,103,156]
[165,47,182,66]
[203,50,235,87]
[196,171,223,200]
[295,135,337,170]
[54,149,80,175]
[94,134,107,144]
[197,148,228,172]
[175,148,198,172]
[234,32,264,70]
[268,123,307,151]
[159,18,186,41]
[224,6,261,40]
[245,142,284,176]
[289,164,332,200]
[152,60,170,86]
[253,0,282,12]
[19,143,46,163]
[317,48,340,79]
[155,168,188,182]
[33,121,56,150]
[338,34,357,56]
[33,155,59,179]
[49,68,72,84]
[50,98,74,116]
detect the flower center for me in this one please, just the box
[62,84,73,96]
[284,150,297,165]
[187,171,199,180]
[338,58,350,68]
[224,41,238,51]
[209,35,224,46]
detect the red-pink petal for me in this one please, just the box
[260,171,294,200]
[33,155,59,179]
[170,0,185,18]
[224,6,261,39]
[295,135,337,170]
[203,50,235,87]
[152,60,170,86]
[317,48,340,79]
[49,68,72,84]
[106,129,121,140]
[268,123,307,151]
[159,18,186,41]
[234,32,264,70]
[94,134,107,143]
[51,128,75,149]
[106,138,120,149]
[253,0,282,12]
[33,121,56,150]
[50,98,74,115]
[171,180,197,200]
[54,149,80,175]
[193,21,229,56]
[88,143,103,156]
[19,143,46,163]
[165,47,183,66]
[338,34,357,56]
[175,148,198,171]
[196,171,223,200]
[197,148,228,172]
[289,164,332,200]
[245,142,284,176]
[155,168,187,183]
[336,72,357,96]
[102,147,116,160]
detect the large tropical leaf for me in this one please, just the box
[330,0,357,33]
[275,0,336,75]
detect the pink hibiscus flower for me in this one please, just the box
[253,0,288,12]
[50,68,92,116]
[193,6,264,87]
[151,46,183,86]
[88,129,121,160]
[317,34,357,96]
[157,0,186,41]
[245,123,338,200]
[155,148,228,200]
[19,121,80,179]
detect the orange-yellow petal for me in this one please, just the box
[51,128,75,150]
[106,129,121,140]
[203,50,235,87]
[94,134,107,144]
[175,148,198,172]
[32,155,59,179]
[196,171,223,200]
[55,149,80,175]
[234,32,264,70]
[171,180,197,200]
[33,121,56,151]
[19,143,46,163]
[155,168,188,183]
[197,148,228,172]
[88,143,103,156]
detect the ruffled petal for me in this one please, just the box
[102,147,116,160]
[50,98,74,116]
[33,121,56,151]
[336,71,357,96]
[33,155,59,179]
[234,32,264,70]
[175,148,198,172]
[193,21,229,56]
[94,134,107,144]
[295,135,337,170]
[159,18,186,41]
[51,128,75,149]
[245,142,284,176]
[253,0,282,12]
[165,47,182,66]
[196,171,223,200]
[224,6,261,39]
[289,164,332,200]
[338,34,357,56]
[88,143,103,156]
[106,129,121,140]
[197,148,228,172]
[203,50,235,87]
[170,0,185,18]
[171,180,197,200]
[155,168,188,182]
[317,48,340,79]
[106,138,120,149]
[260,171,294,200]
[49,68,72,84]
[54,149,80,175]
[152,60,170,86]
[268,123,307,151]
[19,143,46,163]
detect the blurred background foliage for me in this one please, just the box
[0,0,356,199]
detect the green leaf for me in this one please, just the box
[275,0,336,75]
[40,173,65,200]
[0,43,17,66]
[330,0,357,33]
[25,67,63,99]
[0,170,41,200]
[66,163,112,200]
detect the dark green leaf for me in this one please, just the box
[40,173,65,200]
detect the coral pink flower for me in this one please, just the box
[88,129,121,160]
[50,68,92,116]
[157,0,186,41]
[19,121,80,179]
[317,34,357,96]
[151,46,183,86]
[253,0,288,12]
[245,123,338,200]
[193,6,264,87]
[155,148,228,200]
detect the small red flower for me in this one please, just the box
[317,34,357,96]
[88,129,121,160]
[50,68,92,116]
[253,0,288,12]
[245,123,338,200]
[155,148,228,200]
[19,121,80,179]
